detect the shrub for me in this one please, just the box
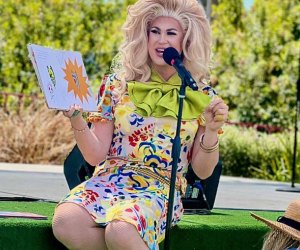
[220,125,300,182]
[0,104,75,164]
[0,0,130,94]
[211,0,300,127]
[1,104,299,182]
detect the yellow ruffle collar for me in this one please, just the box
[127,70,211,120]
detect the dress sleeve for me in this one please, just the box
[87,74,117,123]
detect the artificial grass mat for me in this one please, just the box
[0,201,282,250]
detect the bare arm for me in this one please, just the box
[65,106,114,166]
[191,98,228,179]
[191,126,219,179]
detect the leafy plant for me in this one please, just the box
[220,125,300,182]
[0,0,130,94]
[211,0,300,127]
[250,132,300,182]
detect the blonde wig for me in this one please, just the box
[114,0,211,90]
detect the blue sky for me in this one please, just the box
[243,0,254,10]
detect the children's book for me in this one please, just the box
[27,44,98,111]
[0,211,48,220]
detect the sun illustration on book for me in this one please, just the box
[63,59,90,103]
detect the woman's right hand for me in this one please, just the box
[63,104,88,133]
[63,104,83,120]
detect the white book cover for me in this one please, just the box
[28,44,98,111]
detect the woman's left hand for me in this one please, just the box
[203,98,229,132]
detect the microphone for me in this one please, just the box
[163,47,198,91]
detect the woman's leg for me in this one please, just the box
[52,203,108,250]
[105,220,149,250]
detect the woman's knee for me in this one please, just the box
[105,220,143,248]
[52,203,107,250]
[52,203,93,241]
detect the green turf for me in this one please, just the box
[0,201,282,250]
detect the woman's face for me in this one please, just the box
[148,16,184,78]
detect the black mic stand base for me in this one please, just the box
[276,186,300,193]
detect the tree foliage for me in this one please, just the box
[0,0,299,128]
[211,0,300,127]
[0,0,130,94]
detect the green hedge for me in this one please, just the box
[1,0,299,128]
[211,0,300,128]
[0,0,131,94]
[220,125,300,182]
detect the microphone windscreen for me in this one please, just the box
[163,47,180,66]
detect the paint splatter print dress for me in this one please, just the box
[59,71,216,250]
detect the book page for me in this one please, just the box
[28,44,98,112]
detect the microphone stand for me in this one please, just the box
[164,77,188,250]
[276,55,300,193]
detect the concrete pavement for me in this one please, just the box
[0,162,299,211]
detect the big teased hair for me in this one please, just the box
[113,0,212,88]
